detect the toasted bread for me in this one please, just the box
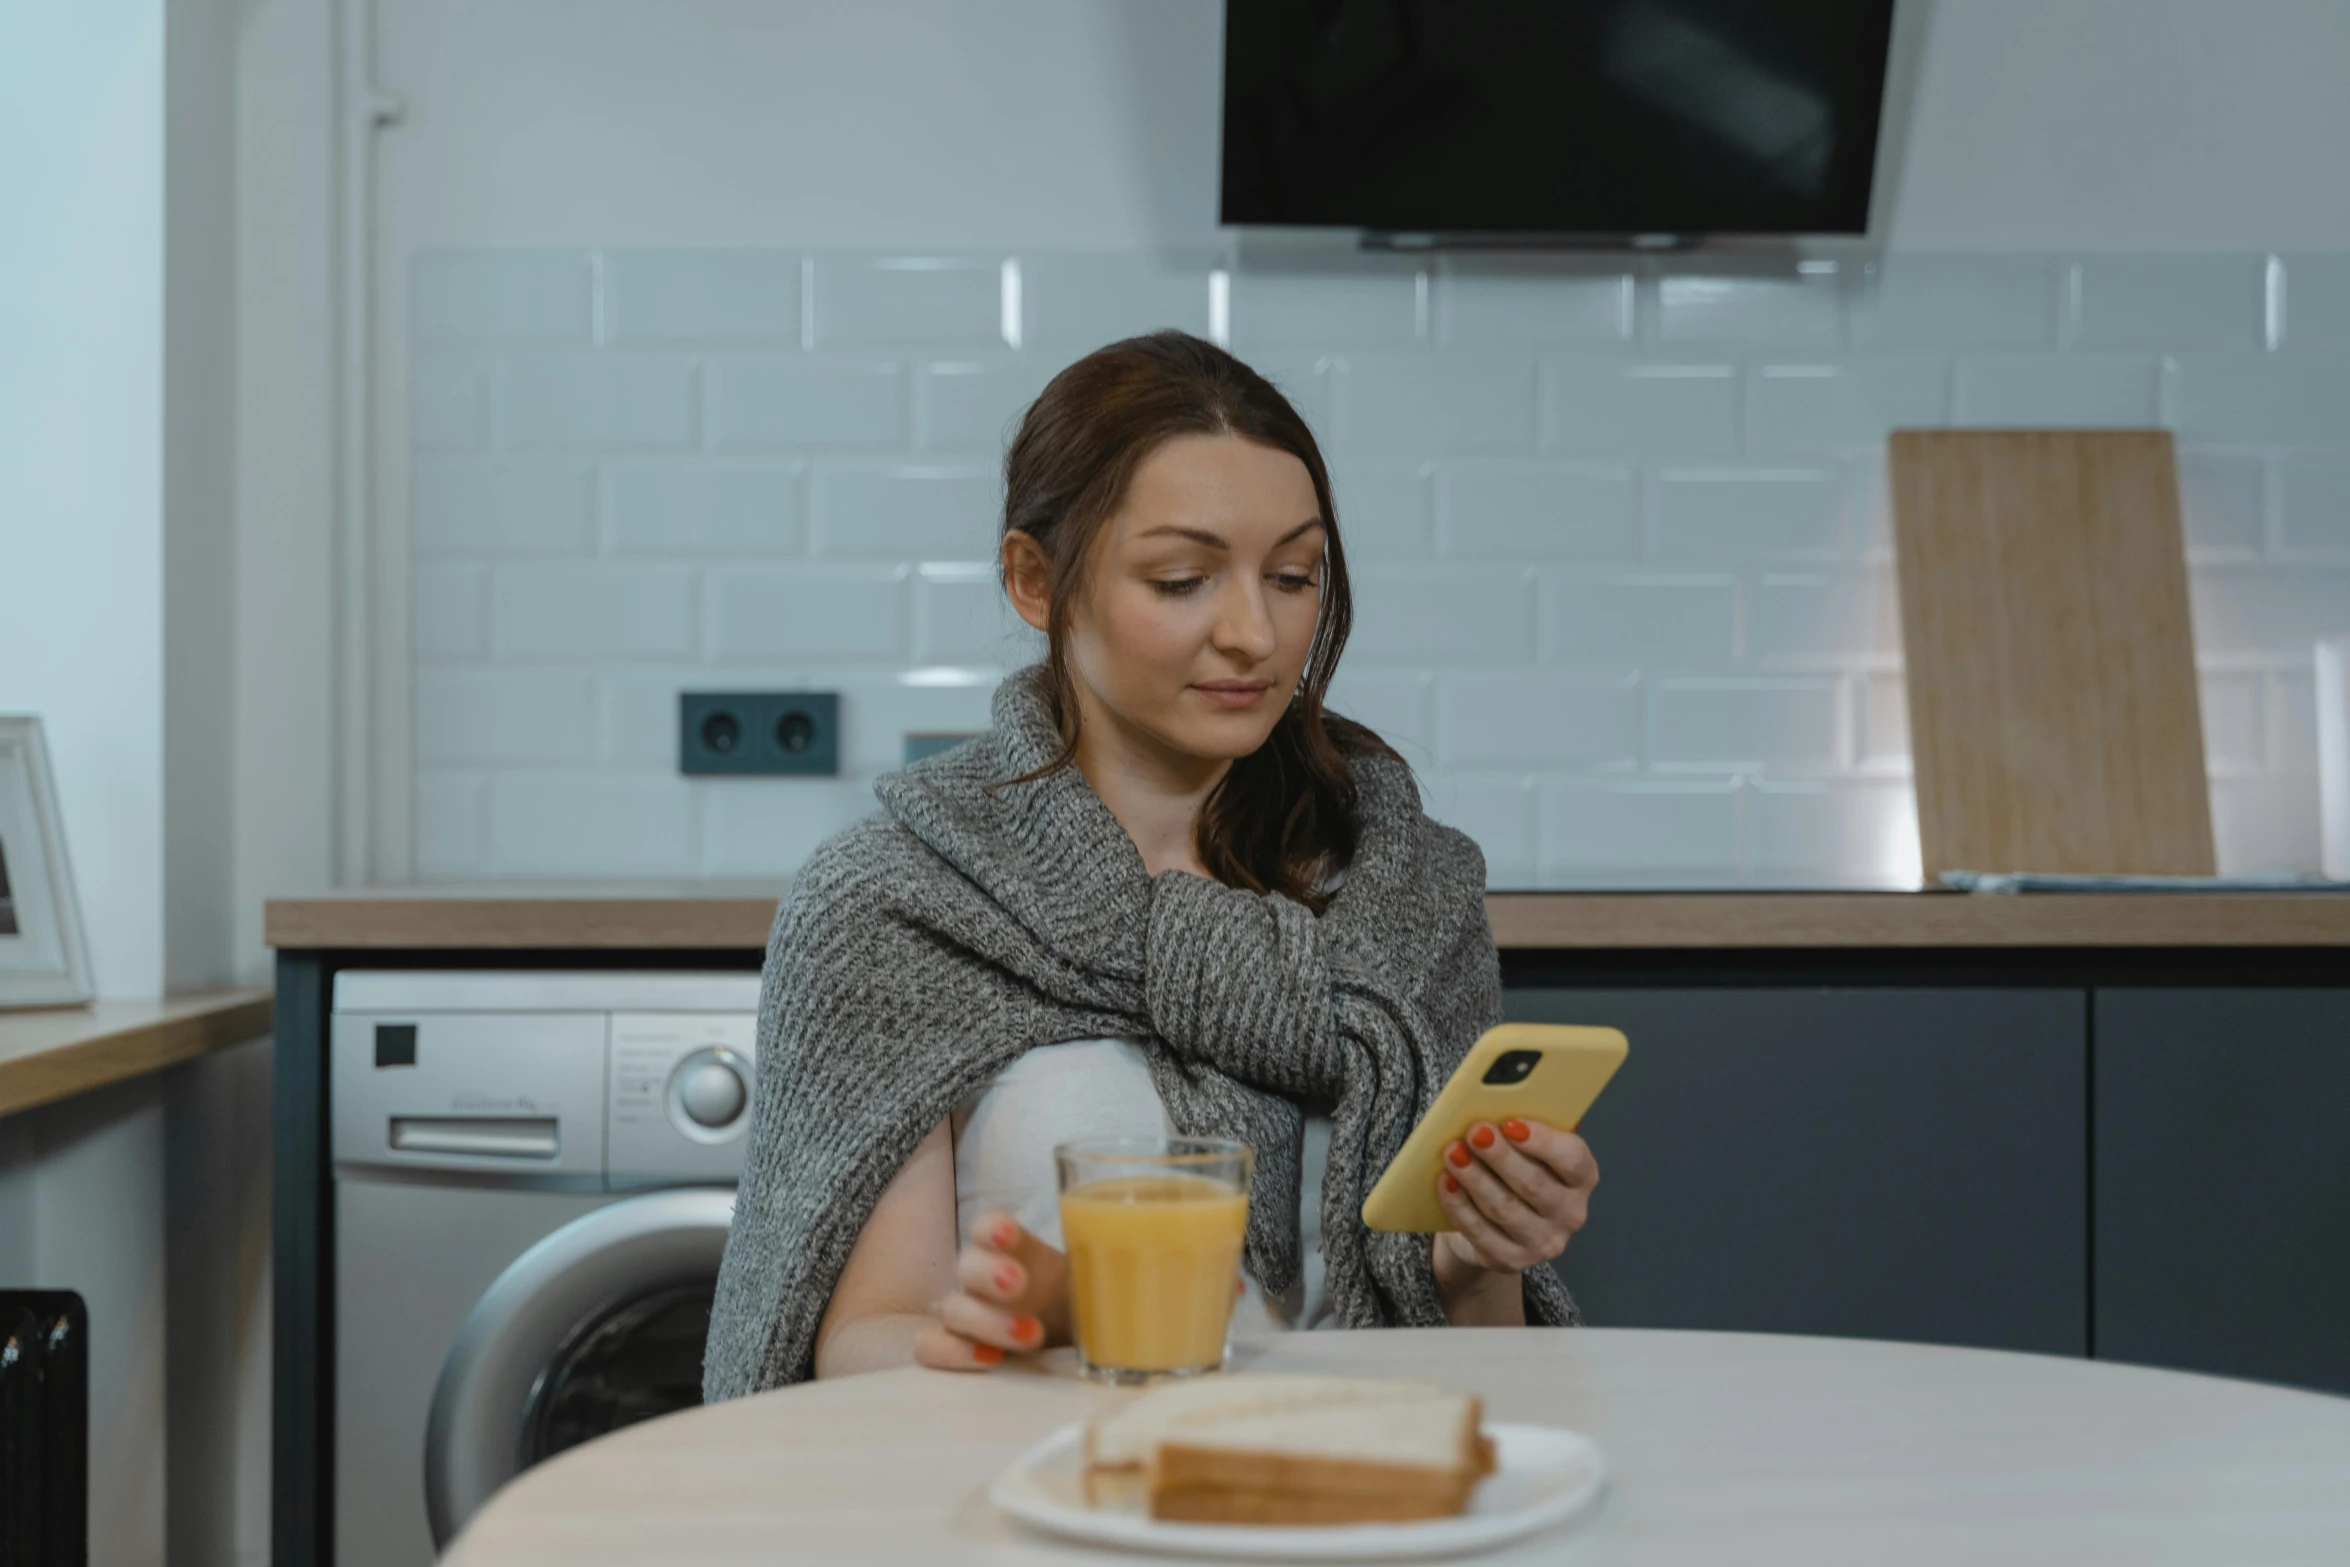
[1147,1392,1486,1525]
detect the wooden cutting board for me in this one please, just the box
[1887,429,2215,877]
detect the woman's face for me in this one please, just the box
[1009,433,1327,772]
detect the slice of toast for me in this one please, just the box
[1083,1374,1442,1504]
[1147,1392,1487,1525]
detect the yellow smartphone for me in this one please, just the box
[1359,1023,1627,1233]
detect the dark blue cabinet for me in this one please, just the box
[1504,988,2088,1357]
[2093,988,2350,1396]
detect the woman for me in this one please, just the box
[704,331,1598,1397]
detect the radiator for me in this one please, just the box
[0,1292,86,1567]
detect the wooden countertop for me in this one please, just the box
[263,885,2350,951]
[0,989,275,1118]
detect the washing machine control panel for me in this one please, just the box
[607,1012,758,1185]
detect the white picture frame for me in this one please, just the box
[0,717,95,1010]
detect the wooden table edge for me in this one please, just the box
[0,989,276,1117]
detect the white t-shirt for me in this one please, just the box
[951,1038,1334,1332]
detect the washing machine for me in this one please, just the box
[330,970,760,1567]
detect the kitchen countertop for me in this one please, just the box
[0,989,275,1117]
[262,885,2350,951]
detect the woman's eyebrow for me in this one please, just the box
[1135,518,1328,550]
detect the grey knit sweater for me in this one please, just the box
[702,666,1578,1400]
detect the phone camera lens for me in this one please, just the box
[1481,1049,1540,1086]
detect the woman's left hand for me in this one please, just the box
[1433,1118,1599,1277]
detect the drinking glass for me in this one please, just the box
[1054,1136,1253,1384]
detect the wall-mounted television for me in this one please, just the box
[1221,0,1898,241]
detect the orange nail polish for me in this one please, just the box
[972,1343,1003,1365]
[1470,1123,1496,1149]
[1446,1142,1472,1169]
[996,1264,1020,1294]
[1013,1314,1042,1345]
[1441,1172,1461,1193]
[992,1220,1016,1248]
[1502,1118,1530,1143]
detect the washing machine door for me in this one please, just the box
[424,1186,735,1547]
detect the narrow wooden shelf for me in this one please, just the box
[264,887,2350,953]
[0,989,275,1118]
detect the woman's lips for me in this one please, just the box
[1191,681,1274,709]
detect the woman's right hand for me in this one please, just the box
[915,1210,1071,1371]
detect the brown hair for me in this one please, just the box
[1000,330,1391,913]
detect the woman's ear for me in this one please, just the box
[1002,530,1053,634]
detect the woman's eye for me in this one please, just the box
[1272,572,1320,593]
[1151,576,1207,597]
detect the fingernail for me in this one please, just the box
[972,1343,1003,1365]
[1571,1120,1582,1134]
[1502,1118,1530,1143]
[991,1220,1016,1248]
[1441,1172,1461,1193]
[1445,1142,1472,1169]
[1470,1123,1496,1150]
[1013,1314,1042,1345]
[996,1264,1021,1293]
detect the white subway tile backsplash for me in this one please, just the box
[1653,468,1843,562]
[918,360,1055,452]
[413,774,487,878]
[811,255,1006,348]
[413,566,488,662]
[2175,452,2267,558]
[2277,454,2350,558]
[702,780,881,876]
[708,564,908,660]
[603,251,802,344]
[1542,779,1739,885]
[1437,464,1637,561]
[1851,255,2057,349]
[494,566,698,660]
[415,253,593,344]
[1230,259,1423,350]
[412,358,492,450]
[1747,572,1902,663]
[1436,674,1639,769]
[813,464,998,559]
[1343,355,1537,455]
[1350,568,1538,662]
[414,460,595,555]
[489,774,697,876]
[1749,359,1948,454]
[1651,678,1841,770]
[2281,255,2350,353]
[710,358,909,449]
[1434,259,1632,348]
[2189,566,2350,654]
[2166,358,2350,447]
[1657,271,1842,347]
[502,357,697,448]
[1747,780,1919,887]
[2201,673,2265,775]
[1324,670,1434,758]
[605,462,805,555]
[412,248,2350,884]
[915,565,1035,665]
[1328,462,1435,561]
[2069,255,2266,351]
[1423,774,1537,885]
[1954,354,2161,427]
[415,669,596,765]
[1020,252,1216,347]
[1547,573,1737,669]
[1547,362,1739,458]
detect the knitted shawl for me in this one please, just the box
[702,667,1578,1399]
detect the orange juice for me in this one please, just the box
[1059,1174,1249,1375]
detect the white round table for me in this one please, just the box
[442,1329,2350,1565]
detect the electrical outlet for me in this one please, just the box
[679,691,840,776]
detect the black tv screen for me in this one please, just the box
[1221,0,1897,236]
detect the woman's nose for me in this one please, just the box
[1211,579,1280,660]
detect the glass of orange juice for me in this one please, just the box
[1055,1136,1252,1384]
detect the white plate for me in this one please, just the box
[988,1421,1606,1561]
